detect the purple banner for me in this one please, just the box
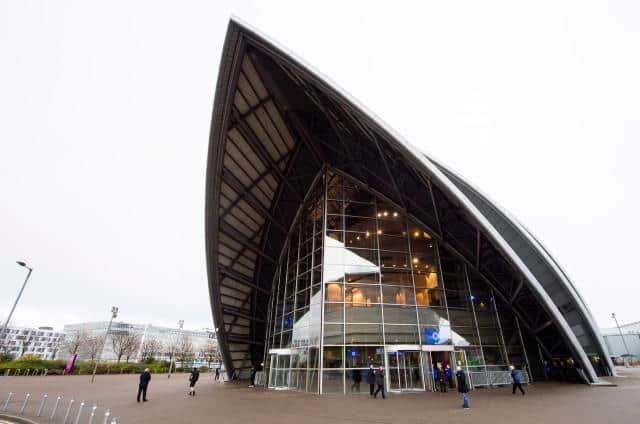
[64,354,77,374]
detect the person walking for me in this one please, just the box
[438,365,447,393]
[137,368,151,402]
[367,365,376,396]
[373,366,385,399]
[351,369,362,393]
[215,366,221,381]
[433,365,440,392]
[455,366,470,409]
[249,365,256,387]
[189,367,200,396]
[510,365,525,395]
[446,364,454,388]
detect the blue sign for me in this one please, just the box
[425,327,443,345]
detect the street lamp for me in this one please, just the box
[0,262,33,353]
[91,306,119,383]
[611,313,632,368]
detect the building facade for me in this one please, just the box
[0,326,64,360]
[205,19,614,393]
[63,322,216,363]
[601,321,640,362]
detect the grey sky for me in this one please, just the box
[1,1,638,332]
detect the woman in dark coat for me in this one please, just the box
[373,367,385,399]
[351,369,362,392]
[455,366,469,409]
[189,367,200,396]
[367,365,376,396]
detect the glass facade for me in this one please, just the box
[265,170,531,393]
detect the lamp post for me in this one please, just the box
[91,306,119,383]
[611,313,631,368]
[168,320,184,378]
[0,261,33,353]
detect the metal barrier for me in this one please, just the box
[255,371,266,386]
[469,369,529,387]
[1,391,117,423]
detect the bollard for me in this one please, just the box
[45,369,49,376]
[19,393,31,415]
[73,401,85,424]
[102,409,111,424]
[62,399,74,424]
[37,394,48,416]
[51,395,62,420]
[26,369,30,376]
[2,392,13,412]
[88,405,97,424]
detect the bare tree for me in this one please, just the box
[62,329,88,355]
[201,339,220,369]
[83,335,105,361]
[177,334,194,367]
[111,331,140,363]
[164,337,180,364]
[140,337,162,362]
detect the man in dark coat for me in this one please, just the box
[137,368,151,402]
[350,369,362,393]
[373,366,385,399]
[189,367,200,396]
[455,366,470,409]
[367,365,376,396]
[510,365,525,395]
[437,365,447,393]
[249,366,257,387]
[215,366,221,381]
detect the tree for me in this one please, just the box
[83,335,105,361]
[177,334,194,367]
[111,331,140,363]
[164,337,180,364]
[201,339,220,369]
[140,337,162,362]
[62,329,88,355]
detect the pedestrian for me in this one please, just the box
[249,365,256,387]
[433,365,440,391]
[446,364,454,388]
[438,365,447,393]
[455,366,470,409]
[543,361,550,381]
[137,368,151,402]
[351,369,362,393]
[215,366,221,381]
[189,367,200,396]
[373,366,385,399]
[367,365,376,396]
[510,365,525,395]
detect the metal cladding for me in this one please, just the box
[205,18,613,382]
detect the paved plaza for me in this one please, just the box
[1,368,639,423]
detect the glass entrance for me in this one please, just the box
[425,351,454,392]
[268,353,291,389]
[387,351,424,391]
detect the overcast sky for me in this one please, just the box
[1,1,638,333]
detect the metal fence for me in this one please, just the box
[468,369,529,387]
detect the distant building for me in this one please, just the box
[601,321,640,361]
[62,321,217,363]
[0,326,64,360]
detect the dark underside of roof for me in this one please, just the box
[205,20,608,380]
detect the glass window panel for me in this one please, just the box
[345,232,376,249]
[322,370,345,394]
[345,216,377,234]
[379,251,411,268]
[415,288,444,307]
[296,370,308,391]
[326,214,343,230]
[376,215,406,237]
[378,234,409,252]
[345,304,382,323]
[482,346,507,366]
[448,309,475,327]
[463,347,485,368]
[323,323,344,344]
[325,283,344,302]
[346,271,379,285]
[451,326,478,346]
[327,200,344,214]
[345,324,384,344]
[382,286,416,305]
[383,305,418,324]
[323,347,343,368]
[413,271,441,289]
[324,303,344,323]
[345,346,384,368]
[344,201,376,218]
[283,313,293,330]
[446,290,472,310]
[344,182,374,203]
[478,326,502,345]
[417,307,448,326]
[384,324,420,344]
[307,369,319,392]
[281,330,292,347]
[380,268,413,286]
[442,271,467,292]
[345,285,381,304]
[294,306,310,324]
[327,230,343,243]
[308,347,320,368]
[346,248,379,265]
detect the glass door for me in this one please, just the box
[268,354,291,389]
[387,351,424,391]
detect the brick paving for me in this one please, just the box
[1,367,639,423]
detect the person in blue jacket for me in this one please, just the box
[455,366,470,409]
[445,364,454,388]
[510,365,525,395]
[433,365,440,391]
